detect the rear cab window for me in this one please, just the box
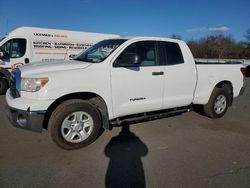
[159,41,184,65]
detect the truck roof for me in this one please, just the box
[118,36,184,44]
[6,26,120,38]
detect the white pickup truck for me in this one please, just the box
[6,37,245,149]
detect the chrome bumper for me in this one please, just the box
[5,106,46,132]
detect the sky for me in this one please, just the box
[0,0,249,42]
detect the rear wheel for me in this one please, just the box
[48,99,102,150]
[203,87,230,118]
[0,78,8,95]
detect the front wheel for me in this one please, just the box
[203,87,230,118]
[48,99,102,150]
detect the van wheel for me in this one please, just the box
[203,87,229,118]
[48,99,102,150]
[0,78,8,95]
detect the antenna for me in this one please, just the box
[5,19,9,35]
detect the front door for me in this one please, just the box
[0,38,28,70]
[111,41,165,117]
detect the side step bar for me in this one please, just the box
[110,107,193,126]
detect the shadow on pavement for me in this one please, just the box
[104,124,148,188]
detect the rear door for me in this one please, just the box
[160,41,197,108]
[111,40,165,117]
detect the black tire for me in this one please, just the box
[48,99,102,150]
[203,87,230,119]
[0,78,8,95]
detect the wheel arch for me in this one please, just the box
[0,69,10,94]
[214,80,233,106]
[43,92,110,130]
[0,68,11,80]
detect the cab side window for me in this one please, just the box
[117,41,158,66]
[0,38,26,59]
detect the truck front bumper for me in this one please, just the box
[6,106,46,132]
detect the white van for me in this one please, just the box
[0,27,119,94]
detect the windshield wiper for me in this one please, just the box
[73,58,96,63]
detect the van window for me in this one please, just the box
[0,38,26,59]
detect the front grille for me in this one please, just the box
[9,68,21,98]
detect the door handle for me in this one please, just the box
[152,71,164,76]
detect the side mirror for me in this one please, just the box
[115,53,141,67]
[69,54,77,60]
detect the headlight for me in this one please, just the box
[21,77,49,92]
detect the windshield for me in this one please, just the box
[74,39,127,63]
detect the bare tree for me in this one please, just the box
[169,34,182,40]
[244,29,250,46]
[187,34,243,59]
[242,29,250,58]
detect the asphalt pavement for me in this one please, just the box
[0,79,250,188]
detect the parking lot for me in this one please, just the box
[0,78,250,188]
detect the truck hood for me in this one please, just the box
[19,60,92,76]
